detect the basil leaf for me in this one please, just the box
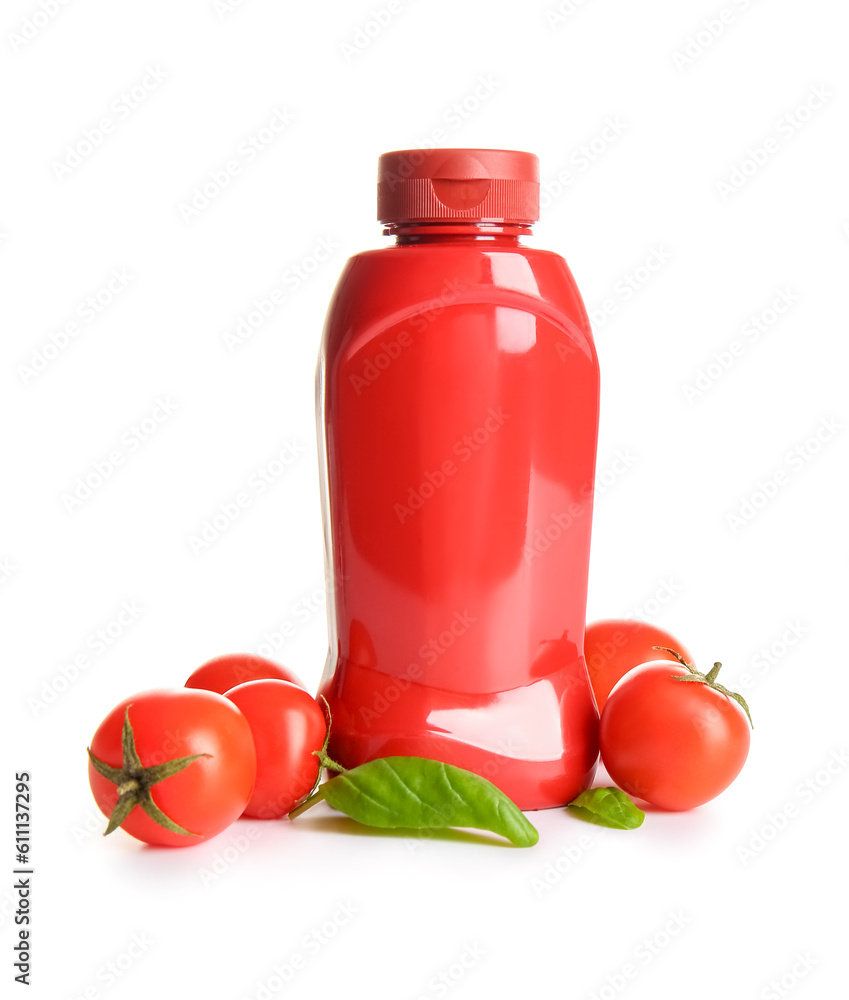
[291,756,538,847]
[566,787,644,830]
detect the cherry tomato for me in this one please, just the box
[599,661,751,810]
[584,619,692,713]
[185,653,304,694]
[87,688,257,847]
[225,680,327,819]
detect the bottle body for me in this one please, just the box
[316,228,600,809]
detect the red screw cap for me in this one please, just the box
[377,148,539,224]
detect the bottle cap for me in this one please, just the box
[377,148,539,224]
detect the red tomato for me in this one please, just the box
[88,689,257,847]
[599,662,751,810]
[225,680,327,819]
[584,619,692,713]
[185,653,304,694]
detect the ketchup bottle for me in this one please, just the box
[316,148,600,809]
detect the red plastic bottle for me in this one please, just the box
[316,148,600,810]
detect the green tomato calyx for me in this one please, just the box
[652,646,754,730]
[87,707,211,837]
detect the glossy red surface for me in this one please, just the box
[316,222,600,810]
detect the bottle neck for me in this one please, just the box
[384,221,533,246]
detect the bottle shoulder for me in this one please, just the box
[327,243,591,334]
[320,245,597,379]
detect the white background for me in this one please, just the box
[2,1,847,998]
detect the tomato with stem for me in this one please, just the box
[599,649,752,811]
[87,688,256,846]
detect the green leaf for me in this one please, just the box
[291,756,539,848]
[567,787,645,830]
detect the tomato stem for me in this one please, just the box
[296,693,347,815]
[705,662,723,683]
[314,749,348,774]
[314,694,347,774]
[652,646,754,729]
[288,783,328,820]
[653,645,692,669]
